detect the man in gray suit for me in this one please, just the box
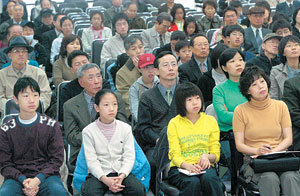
[63,63,128,171]
[141,12,172,53]
[103,0,125,28]
[244,6,272,56]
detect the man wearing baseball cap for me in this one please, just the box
[246,33,282,75]
[129,53,159,121]
[0,36,52,117]
[34,8,55,42]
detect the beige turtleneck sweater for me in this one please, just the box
[233,95,291,149]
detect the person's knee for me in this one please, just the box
[47,183,68,195]
[280,171,300,183]
[260,172,280,184]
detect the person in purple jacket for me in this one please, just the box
[0,77,68,196]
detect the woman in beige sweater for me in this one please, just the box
[53,34,83,87]
[233,66,300,196]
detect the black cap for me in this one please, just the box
[40,8,53,18]
[23,21,35,29]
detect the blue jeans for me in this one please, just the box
[220,140,231,182]
[0,176,68,196]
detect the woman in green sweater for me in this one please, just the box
[233,66,300,196]
[212,48,247,190]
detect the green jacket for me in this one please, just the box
[198,15,222,34]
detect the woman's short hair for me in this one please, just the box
[219,48,245,78]
[89,10,103,21]
[211,43,229,69]
[174,82,205,117]
[278,35,300,64]
[203,0,217,12]
[239,66,271,101]
[59,34,83,59]
[170,3,186,23]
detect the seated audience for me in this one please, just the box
[179,34,211,84]
[50,16,74,64]
[31,0,56,21]
[292,7,300,38]
[198,0,222,34]
[0,36,52,116]
[34,8,55,42]
[134,51,178,192]
[168,3,185,32]
[244,6,272,56]
[100,13,129,70]
[233,66,300,196]
[22,21,49,71]
[0,77,68,196]
[129,53,159,122]
[81,89,145,196]
[246,33,281,76]
[270,35,300,100]
[167,82,223,196]
[158,0,175,14]
[82,10,112,55]
[63,63,127,171]
[116,35,144,116]
[1,3,27,26]
[197,43,228,107]
[276,0,300,22]
[175,40,192,66]
[124,2,146,30]
[103,0,124,28]
[141,12,172,53]
[272,19,292,37]
[0,0,16,24]
[183,16,199,40]
[282,75,300,151]
[41,13,65,54]
[53,35,82,87]
[0,24,36,68]
[212,48,247,191]
[156,30,187,60]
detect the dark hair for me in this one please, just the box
[68,50,89,67]
[229,0,242,8]
[255,0,271,13]
[211,43,229,69]
[60,16,73,27]
[112,13,129,29]
[223,6,238,17]
[53,12,65,22]
[156,12,172,24]
[170,3,186,23]
[153,51,174,68]
[272,19,292,33]
[221,25,228,37]
[292,7,300,26]
[59,34,83,58]
[219,48,245,78]
[124,34,143,50]
[89,10,103,21]
[190,33,208,47]
[7,24,22,38]
[225,24,245,37]
[203,0,217,12]
[124,1,138,9]
[183,16,199,37]
[239,66,271,101]
[278,35,300,64]
[13,77,41,98]
[94,89,118,120]
[175,40,190,52]
[171,30,187,41]
[174,82,205,117]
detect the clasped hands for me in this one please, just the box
[185,154,211,173]
[101,174,126,193]
[22,177,41,196]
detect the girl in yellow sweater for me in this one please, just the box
[167,82,223,196]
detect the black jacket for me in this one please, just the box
[197,70,215,107]
[179,56,212,85]
[246,53,281,76]
[41,29,58,53]
[35,24,55,43]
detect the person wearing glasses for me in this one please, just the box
[0,36,52,118]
